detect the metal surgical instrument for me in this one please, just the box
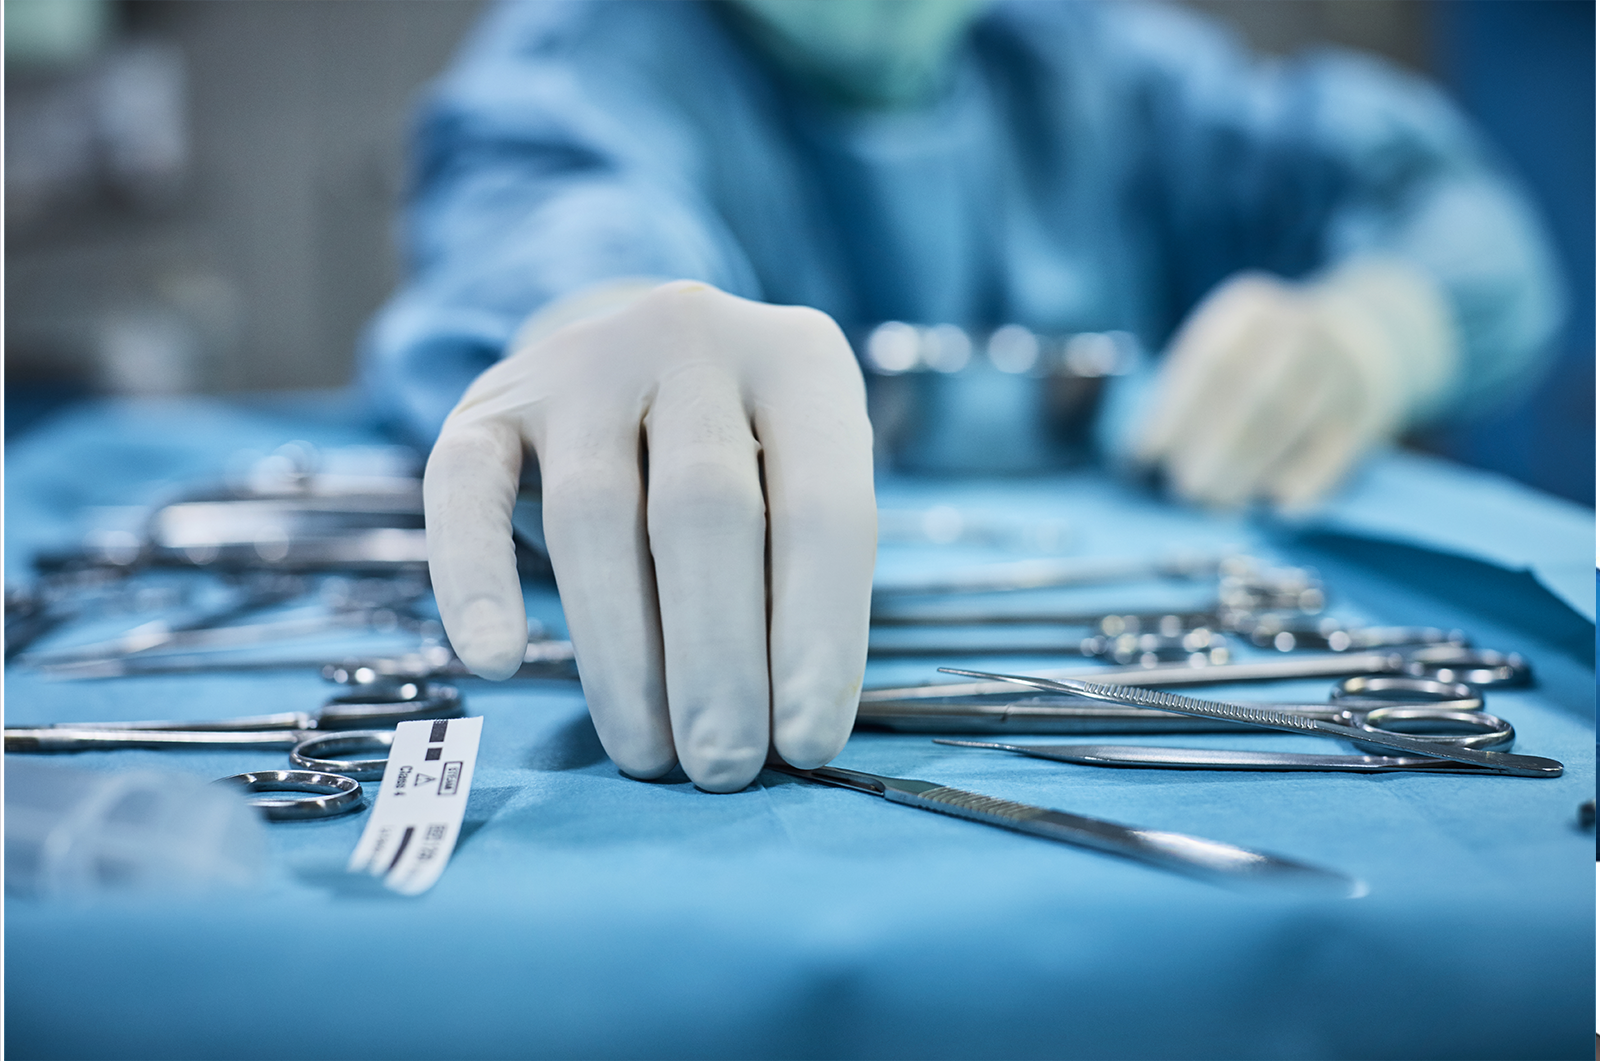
[4,682,457,782]
[765,762,1361,893]
[871,552,1228,597]
[939,669,1561,778]
[18,680,464,732]
[931,741,1533,775]
[855,675,1494,736]
[34,638,579,681]
[26,610,411,671]
[860,645,1531,706]
[214,769,365,820]
[6,728,398,783]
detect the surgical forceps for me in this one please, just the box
[860,644,1531,707]
[765,762,1360,893]
[938,669,1561,777]
[855,674,1497,736]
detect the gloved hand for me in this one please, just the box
[1133,258,1459,510]
[424,280,876,793]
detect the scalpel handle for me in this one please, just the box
[886,784,1358,892]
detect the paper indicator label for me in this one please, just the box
[347,715,483,896]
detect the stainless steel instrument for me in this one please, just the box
[855,675,1491,736]
[766,761,1361,893]
[932,741,1529,775]
[861,645,1532,706]
[937,669,1561,778]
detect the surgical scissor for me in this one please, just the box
[5,726,400,779]
[4,682,458,795]
[937,669,1561,778]
[215,769,367,819]
[11,679,463,732]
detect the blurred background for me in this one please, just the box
[5,0,1593,504]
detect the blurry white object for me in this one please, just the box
[4,0,112,69]
[1134,257,1458,510]
[97,304,202,395]
[6,39,188,225]
[877,504,1074,553]
[6,758,267,899]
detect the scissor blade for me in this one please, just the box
[930,739,1505,774]
[940,669,1562,778]
[765,762,1361,894]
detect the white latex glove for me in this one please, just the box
[1133,258,1459,511]
[424,280,876,793]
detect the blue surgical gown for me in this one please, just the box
[361,0,1565,447]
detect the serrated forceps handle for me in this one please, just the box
[942,669,1562,778]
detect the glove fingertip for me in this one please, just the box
[772,712,851,771]
[449,598,529,680]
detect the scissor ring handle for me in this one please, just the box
[319,681,464,728]
[214,769,364,820]
[291,729,394,780]
[1347,707,1516,752]
[1399,646,1532,688]
[1330,675,1483,712]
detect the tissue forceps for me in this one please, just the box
[861,645,1531,705]
[855,674,1489,735]
[939,669,1561,778]
[766,761,1360,893]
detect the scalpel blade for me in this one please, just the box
[765,762,1362,894]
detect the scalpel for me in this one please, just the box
[765,761,1361,893]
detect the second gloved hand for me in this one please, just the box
[424,281,876,792]
[1133,258,1459,510]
